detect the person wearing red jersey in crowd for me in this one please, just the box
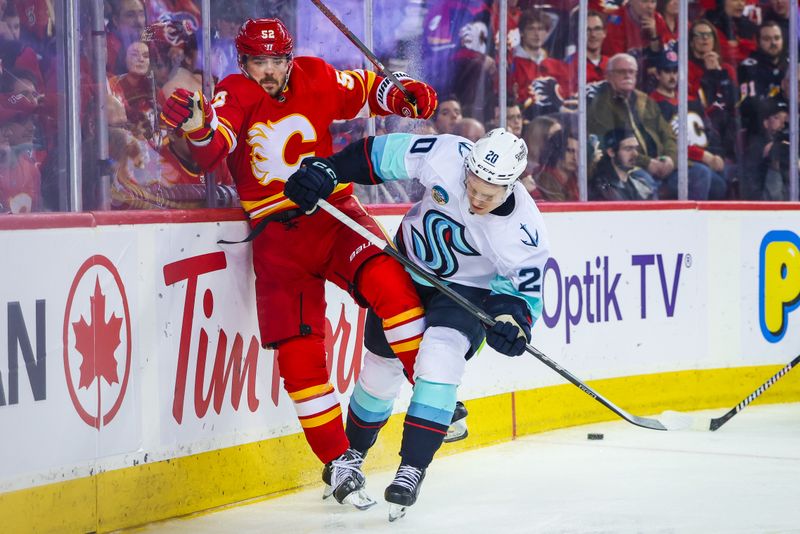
[567,11,609,95]
[602,0,670,62]
[687,19,738,160]
[706,0,758,65]
[106,0,147,75]
[0,91,40,213]
[509,9,569,116]
[110,40,155,124]
[160,18,437,510]
[649,50,728,199]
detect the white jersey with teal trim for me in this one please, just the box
[369,133,550,323]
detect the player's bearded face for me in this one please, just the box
[464,172,507,215]
[245,55,291,97]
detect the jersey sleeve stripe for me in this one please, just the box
[363,137,379,185]
[217,121,237,153]
[371,133,413,182]
[490,276,543,325]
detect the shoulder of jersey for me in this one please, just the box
[293,56,335,79]
[289,56,336,95]
[216,73,262,107]
[425,134,473,180]
[740,57,758,67]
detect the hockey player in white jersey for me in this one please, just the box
[284,128,550,520]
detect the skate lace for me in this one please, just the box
[392,465,423,492]
[330,449,364,487]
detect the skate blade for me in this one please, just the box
[443,420,468,443]
[322,484,334,500]
[388,503,407,522]
[342,489,377,510]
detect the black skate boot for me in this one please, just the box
[444,401,468,443]
[321,449,376,510]
[385,463,426,521]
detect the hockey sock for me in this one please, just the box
[278,336,349,464]
[400,379,456,468]
[356,255,425,378]
[346,381,395,453]
[288,382,348,464]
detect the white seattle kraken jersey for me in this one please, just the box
[369,133,551,322]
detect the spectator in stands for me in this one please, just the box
[739,20,787,136]
[762,0,790,41]
[110,41,156,128]
[588,53,715,200]
[0,3,43,88]
[568,11,609,95]
[146,1,200,30]
[706,0,758,65]
[689,20,736,97]
[422,0,490,97]
[533,129,580,201]
[688,19,738,160]
[0,91,40,213]
[656,0,679,47]
[741,97,791,200]
[11,0,54,59]
[590,128,658,200]
[509,9,570,116]
[452,20,498,125]
[505,100,524,137]
[520,115,561,195]
[452,117,486,142]
[106,0,148,75]
[602,0,669,60]
[433,96,463,134]
[210,5,243,82]
[0,69,47,182]
[490,0,523,55]
[649,51,727,198]
[146,16,202,101]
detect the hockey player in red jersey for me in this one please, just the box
[160,18,437,509]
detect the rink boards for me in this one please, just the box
[0,202,799,532]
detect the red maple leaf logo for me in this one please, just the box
[72,276,122,389]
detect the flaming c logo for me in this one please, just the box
[63,255,132,428]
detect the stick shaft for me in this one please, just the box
[317,199,666,431]
[308,0,415,104]
[709,353,800,431]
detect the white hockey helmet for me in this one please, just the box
[465,128,528,189]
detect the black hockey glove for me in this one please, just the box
[284,157,338,213]
[483,294,532,357]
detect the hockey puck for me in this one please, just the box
[587,433,604,440]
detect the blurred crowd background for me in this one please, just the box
[0,0,797,214]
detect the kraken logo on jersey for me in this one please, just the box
[410,210,479,278]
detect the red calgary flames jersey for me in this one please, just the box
[198,57,386,220]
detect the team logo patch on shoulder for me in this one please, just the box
[431,185,449,205]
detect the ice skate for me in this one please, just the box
[444,401,468,443]
[321,449,376,510]
[385,463,426,521]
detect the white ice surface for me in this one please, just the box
[134,403,800,533]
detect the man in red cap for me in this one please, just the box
[160,18,438,509]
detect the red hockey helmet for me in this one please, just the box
[235,18,294,59]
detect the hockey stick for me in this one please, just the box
[308,0,416,105]
[661,353,800,431]
[317,199,668,431]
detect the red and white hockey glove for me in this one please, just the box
[378,73,438,120]
[161,88,217,144]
